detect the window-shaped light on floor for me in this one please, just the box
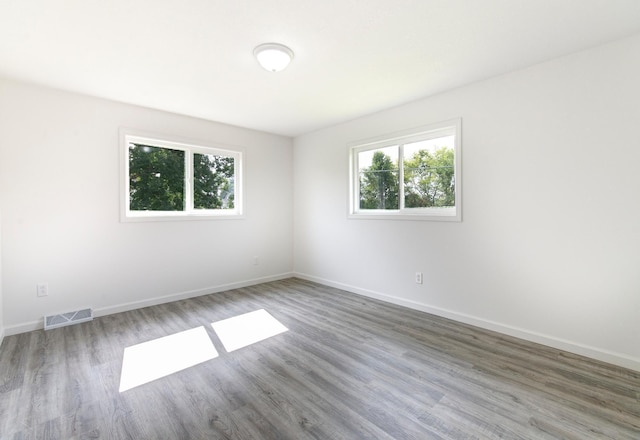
[119,326,218,392]
[211,309,288,352]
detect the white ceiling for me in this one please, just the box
[1,1,640,137]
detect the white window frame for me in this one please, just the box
[348,118,461,221]
[120,129,243,222]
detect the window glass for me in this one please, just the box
[358,146,398,210]
[403,136,455,209]
[129,144,185,211]
[193,153,235,210]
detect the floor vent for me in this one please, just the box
[44,308,93,330]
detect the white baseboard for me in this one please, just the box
[294,272,640,373]
[0,326,4,348]
[3,272,294,337]
[93,272,293,318]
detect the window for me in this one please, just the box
[349,119,461,221]
[120,130,242,221]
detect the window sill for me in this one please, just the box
[348,208,460,222]
[121,212,244,223]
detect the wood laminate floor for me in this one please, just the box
[0,278,638,439]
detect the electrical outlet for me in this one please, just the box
[37,283,49,297]
[253,256,259,266]
[415,272,423,284]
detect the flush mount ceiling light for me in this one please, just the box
[253,43,294,72]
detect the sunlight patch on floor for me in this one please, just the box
[212,309,288,352]
[119,326,218,392]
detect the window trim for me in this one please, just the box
[348,118,462,222]
[119,128,244,222]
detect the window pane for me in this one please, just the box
[193,153,235,210]
[129,144,185,211]
[358,146,399,210]
[403,136,455,208]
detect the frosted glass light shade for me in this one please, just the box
[254,43,294,72]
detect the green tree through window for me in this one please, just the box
[359,148,454,210]
[193,153,235,210]
[129,144,185,211]
[404,146,455,208]
[359,151,399,209]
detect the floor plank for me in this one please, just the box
[0,278,638,439]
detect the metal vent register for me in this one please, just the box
[44,308,93,330]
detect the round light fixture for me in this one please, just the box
[253,43,294,72]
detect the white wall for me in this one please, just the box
[0,79,293,333]
[293,34,640,371]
